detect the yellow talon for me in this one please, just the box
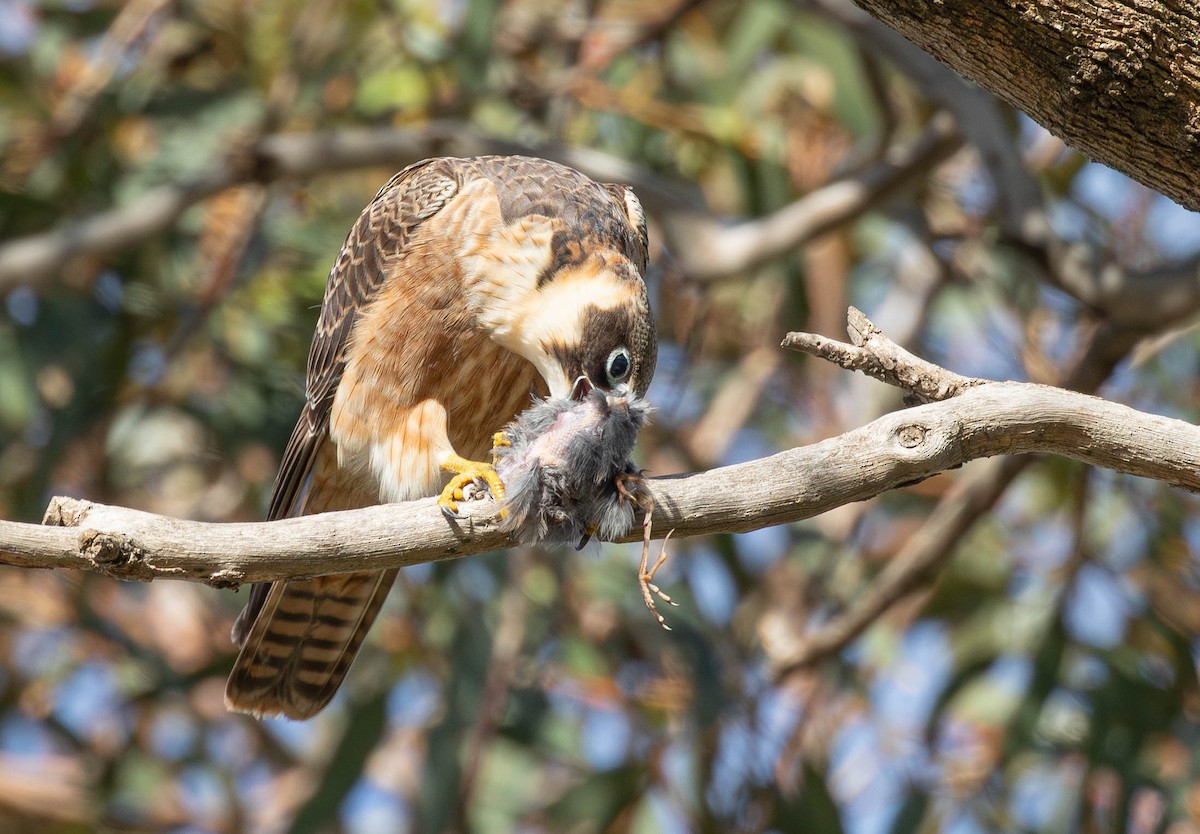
[490,431,511,466]
[438,454,506,516]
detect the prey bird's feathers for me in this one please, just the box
[496,390,651,546]
[226,155,656,719]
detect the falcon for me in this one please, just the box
[225,155,657,720]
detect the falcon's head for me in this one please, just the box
[471,160,657,403]
[528,250,656,403]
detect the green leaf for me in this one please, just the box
[355,65,431,116]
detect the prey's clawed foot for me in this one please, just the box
[439,454,506,518]
[636,498,677,630]
[615,468,648,508]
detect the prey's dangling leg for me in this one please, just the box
[617,472,677,630]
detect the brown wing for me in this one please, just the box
[228,160,460,646]
[268,159,461,525]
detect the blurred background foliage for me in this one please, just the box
[2,1,1200,832]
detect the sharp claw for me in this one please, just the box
[438,455,506,522]
[438,493,463,518]
[438,490,462,518]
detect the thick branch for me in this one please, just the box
[844,0,1200,211]
[5,355,1199,584]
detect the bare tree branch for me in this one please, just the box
[781,306,987,401]
[2,310,1198,590]
[1039,245,1200,330]
[675,114,964,281]
[774,316,1141,672]
[0,119,954,291]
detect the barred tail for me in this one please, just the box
[224,569,399,720]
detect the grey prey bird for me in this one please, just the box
[493,386,676,626]
[495,386,649,545]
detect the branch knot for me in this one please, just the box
[80,529,152,581]
[895,424,928,449]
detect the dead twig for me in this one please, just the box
[782,306,987,402]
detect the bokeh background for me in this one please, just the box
[3,1,1200,832]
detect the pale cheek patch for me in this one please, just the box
[516,264,638,354]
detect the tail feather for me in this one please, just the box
[225,569,399,720]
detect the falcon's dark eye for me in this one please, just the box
[605,347,632,386]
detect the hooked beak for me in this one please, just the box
[569,375,593,401]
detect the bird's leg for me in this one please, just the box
[633,490,677,630]
[640,531,677,631]
[439,454,505,517]
[490,430,511,466]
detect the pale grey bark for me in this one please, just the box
[2,310,1196,589]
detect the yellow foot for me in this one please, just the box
[438,454,506,517]
[490,431,511,466]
